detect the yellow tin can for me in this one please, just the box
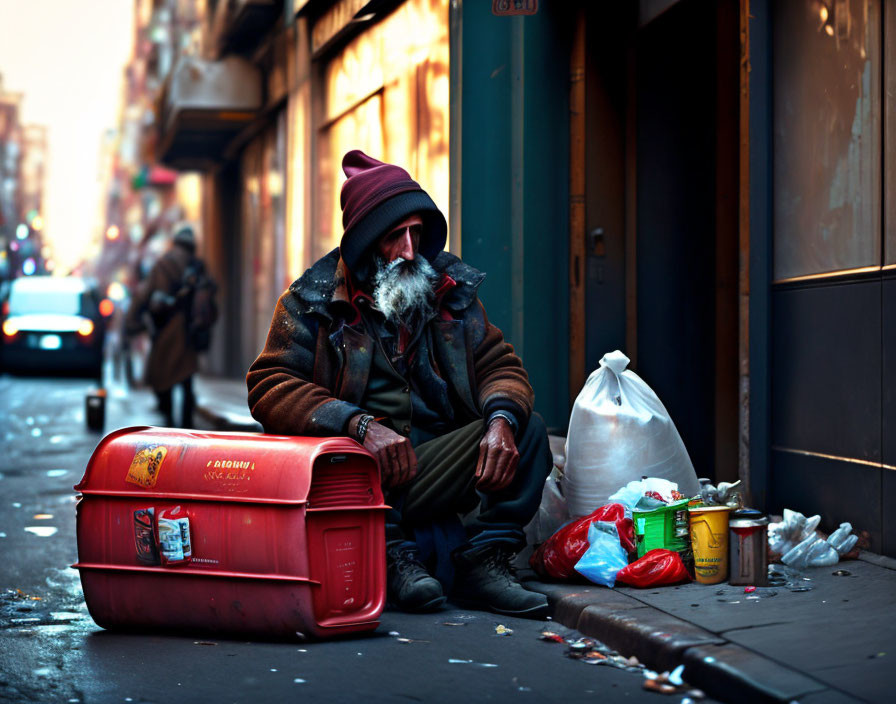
[688,505,732,584]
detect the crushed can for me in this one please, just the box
[728,508,769,586]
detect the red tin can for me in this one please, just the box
[73,426,387,638]
[728,508,769,587]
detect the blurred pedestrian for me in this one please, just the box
[127,225,216,427]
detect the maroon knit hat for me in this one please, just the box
[339,150,447,277]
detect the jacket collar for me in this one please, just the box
[288,247,485,322]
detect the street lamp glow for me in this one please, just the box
[23,258,36,276]
[31,215,44,231]
[106,225,120,240]
[107,281,126,301]
[16,224,29,240]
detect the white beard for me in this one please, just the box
[372,256,440,327]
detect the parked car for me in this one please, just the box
[1,276,108,379]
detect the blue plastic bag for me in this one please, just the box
[574,520,629,588]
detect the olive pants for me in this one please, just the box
[385,413,552,553]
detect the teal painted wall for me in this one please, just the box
[458,2,571,431]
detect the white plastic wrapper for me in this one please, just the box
[769,509,857,568]
[561,350,700,518]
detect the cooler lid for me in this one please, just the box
[75,426,376,504]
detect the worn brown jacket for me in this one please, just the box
[246,249,533,438]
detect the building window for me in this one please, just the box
[313,0,450,261]
[241,111,287,362]
[773,0,881,280]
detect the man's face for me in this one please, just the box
[376,214,423,263]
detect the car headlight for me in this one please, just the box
[2,320,18,337]
[77,319,95,336]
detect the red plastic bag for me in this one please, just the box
[615,549,690,588]
[530,503,635,579]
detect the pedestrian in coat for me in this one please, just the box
[127,225,201,427]
[247,150,553,617]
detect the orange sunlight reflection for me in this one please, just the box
[318,0,450,260]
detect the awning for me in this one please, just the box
[131,165,178,189]
[156,55,262,170]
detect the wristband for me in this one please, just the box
[355,414,375,442]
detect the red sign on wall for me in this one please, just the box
[492,0,538,17]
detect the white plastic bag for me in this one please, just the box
[562,350,700,518]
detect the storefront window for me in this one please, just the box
[242,112,287,365]
[314,0,450,261]
[773,0,881,280]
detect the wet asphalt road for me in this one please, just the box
[0,371,716,704]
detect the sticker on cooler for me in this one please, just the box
[154,505,192,566]
[133,508,159,565]
[125,445,168,488]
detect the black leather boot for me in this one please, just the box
[386,543,446,612]
[451,544,548,618]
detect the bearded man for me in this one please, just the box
[247,150,552,617]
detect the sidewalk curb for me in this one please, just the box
[526,581,844,704]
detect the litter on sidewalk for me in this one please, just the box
[529,349,864,601]
[531,470,860,595]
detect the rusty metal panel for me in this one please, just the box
[773,0,881,281]
[885,3,896,265]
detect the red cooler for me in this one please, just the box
[73,426,387,638]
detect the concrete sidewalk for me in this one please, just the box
[194,374,896,703]
[524,557,896,703]
[194,375,261,431]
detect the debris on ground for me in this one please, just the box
[539,630,565,643]
[641,665,705,698]
[511,677,532,692]
[448,658,498,667]
[495,624,513,636]
[768,509,858,567]
[556,636,646,672]
[767,564,813,591]
[6,588,42,601]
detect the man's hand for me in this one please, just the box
[475,417,519,492]
[358,420,418,488]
